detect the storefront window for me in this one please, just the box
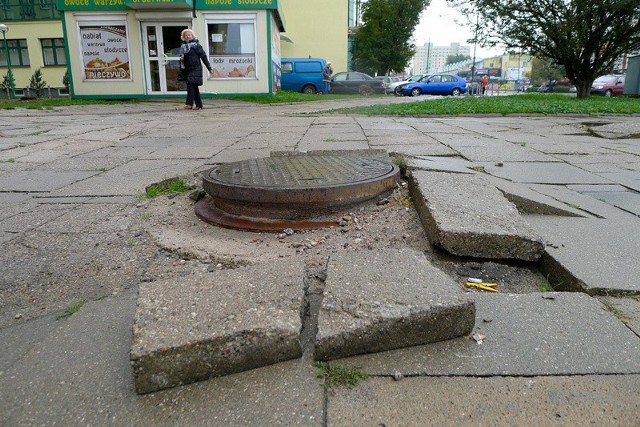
[206,15,256,79]
[41,38,66,66]
[0,39,30,66]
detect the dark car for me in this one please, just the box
[396,73,467,96]
[591,75,625,97]
[330,72,386,95]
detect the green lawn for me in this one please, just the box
[1,92,639,115]
[326,94,640,116]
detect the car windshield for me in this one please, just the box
[407,74,424,82]
[594,76,617,84]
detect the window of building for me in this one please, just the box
[0,39,30,66]
[41,38,66,66]
[205,13,256,79]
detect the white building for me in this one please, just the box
[413,42,471,74]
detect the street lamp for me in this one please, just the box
[0,23,15,99]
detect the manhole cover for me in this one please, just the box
[195,155,400,232]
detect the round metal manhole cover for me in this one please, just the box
[196,155,400,231]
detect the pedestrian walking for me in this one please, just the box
[322,61,333,94]
[480,75,489,95]
[180,29,213,110]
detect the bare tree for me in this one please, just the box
[449,0,640,98]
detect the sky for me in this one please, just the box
[413,0,503,59]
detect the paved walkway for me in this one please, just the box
[1,97,640,425]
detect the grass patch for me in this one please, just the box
[1,158,15,163]
[0,98,133,110]
[226,90,375,104]
[540,275,555,292]
[324,94,640,116]
[57,299,86,319]
[144,177,191,199]
[316,361,369,389]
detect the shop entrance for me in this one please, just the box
[142,23,190,94]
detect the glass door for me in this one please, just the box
[142,23,189,94]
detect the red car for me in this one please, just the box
[591,75,625,97]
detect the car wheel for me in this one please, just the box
[359,85,374,96]
[451,88,462,96]
[604,89,613,97]
[394,87,403,96]
[302,85,316,95]
[410,88,422,97]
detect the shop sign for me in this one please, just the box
[58,0,127,11]
[210,55,255,78]
[79,24,132,81]
[198,0,278,10]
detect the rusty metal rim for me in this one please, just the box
[194,196,339,232]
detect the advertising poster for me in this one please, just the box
[79,24,131,81]
[209,55,256,78]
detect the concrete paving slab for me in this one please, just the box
[131,259,305,394]
[315,248,475,361]
[331,293,640,376]
[456,143,556,162]
[383,144,458,157]
[527,183,624,218]
[576,190,640,216]
[50,159,204,197]
[597,296,640,337]
[590,121,640,139]
[598,170,640,192]
[408,156,475,174]
[328,375,640,426]
[527,215,640,295]
[481,161,613,184]
[484,176,586,217]
[410,170,544,260]
[0,170,98,192]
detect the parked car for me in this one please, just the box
[591,74,625,97]
[396,74,467,96]
[330,72,386,95]
[280,58,327,94]
[375,76,401,94]
[389,73,429,95]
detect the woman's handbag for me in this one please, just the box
[177,68,186,82]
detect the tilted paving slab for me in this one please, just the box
[331,293,640,376]
[527,215,640,295]
[130,259,305,394]
[315,248,475,361]
[409,170,544,261]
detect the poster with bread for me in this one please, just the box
[79,23,131,81]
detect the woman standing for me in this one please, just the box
[180,29,213,110]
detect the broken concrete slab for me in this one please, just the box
[130,259,305,394]
[409,170,544,261]
[315,248,475,361]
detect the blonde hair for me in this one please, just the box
[180,28,196,41]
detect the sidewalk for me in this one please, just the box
[1,98,639,425]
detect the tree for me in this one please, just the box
[29,68,47,98]
[448,0,640,98]
[1,70,15,97]
[530,57,565,86]
[446,54,471,65]
[355,0,430,76]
